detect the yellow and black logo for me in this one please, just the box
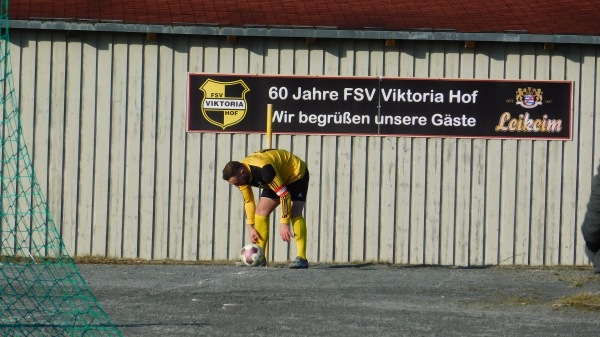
[200,79,250,130]
[515,87,543,109]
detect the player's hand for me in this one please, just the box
[279,223,292,242]
[248,227,262,244]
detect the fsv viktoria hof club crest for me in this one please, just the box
[515,87,543,109]
[200,79,250,130]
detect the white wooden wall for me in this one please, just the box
[8,29,600,266]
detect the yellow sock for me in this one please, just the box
[254,215,270,255]
[292,216,307,260]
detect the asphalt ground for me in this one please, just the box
[79,263,600,337]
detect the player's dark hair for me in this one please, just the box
[222,161,243,180]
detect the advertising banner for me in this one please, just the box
[187,74,573,140]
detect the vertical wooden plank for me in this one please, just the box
[8,30,22,104]
[138,38,158,260]
[278,39,294,75]
[122,35,143,259]
[305,42,334,263]
[379,137,397,262]
[408,42,430,265]
[107,34,127,258]
[308,44,325,76]
[454,139,472,266]
[470,139,486,266]
[3,32,19,256]
[347,43,369,262]
[15,32,38,171]
[485,137,503,265]
[152,39,174,259]
[365,136,381,261]
[167,36,190,260]
[469,47,489,266]
[198,133,216,260]
[529,45,551,266]
[15,32,34,253]
[264,38,280,75]
[424,42,444,265]
[439,42,459,266]
[91,33,113,257]
[545,126,564,264]
[338,40,355,77]
[333,137,351,262]
[324,39,341,75]
[29,32,51,256]
[393,43,415,264]
[305,135,323,261]
[62,36,82,255]
[453,46,476,266]
[575,45,596,265]
[226,39,251,259]
[379,45,400,263]
[198,37,219,260]
[498,44,520,265]
[484,43,506,265]
[212,39,235,261]
[513,46,535,266]
[183,38,205,260]
[410,137,427,265]
[294,39,309,75]
[330,40,354,262]
[365,42,384,261]
[395,137,412,264]
[440,138,457,265]
[560,45,581,265]
[213,133,232,260]
[424,139,442,265]
[48,33,67,254]
[77,33,98,256]
[320,40,342,263]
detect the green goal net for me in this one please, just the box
[0,1,122,336]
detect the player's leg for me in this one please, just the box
[254,196,279,253]
[288,170,309,269]
[291,202,307,260]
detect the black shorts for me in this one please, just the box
[260,169,309,201]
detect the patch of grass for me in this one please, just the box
[554,273,599,288]
[553,292,600,311]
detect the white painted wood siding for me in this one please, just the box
[8,30,598,266]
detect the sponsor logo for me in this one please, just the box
[515,87,543,109]
[200,79,250,130]
[496,86,562,133]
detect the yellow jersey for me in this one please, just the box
[238,149,306,225]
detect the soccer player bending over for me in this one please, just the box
[223,149,310,269]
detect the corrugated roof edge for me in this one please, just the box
[8,19,600,45]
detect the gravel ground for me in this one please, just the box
[79,263,600,337]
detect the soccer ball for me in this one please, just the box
[240,243,265,267]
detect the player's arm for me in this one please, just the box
[238,184,256,225]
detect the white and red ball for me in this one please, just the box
[240,243,265,267]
